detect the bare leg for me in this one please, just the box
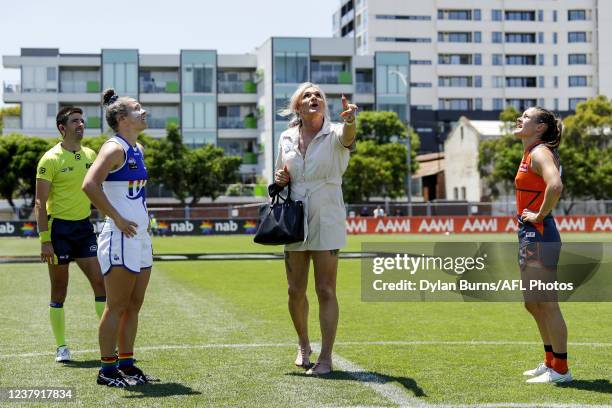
[99,267,136,358]
[117,268,151,354]
[75,257,106,297]
[285,251,311,350]
[311,250,339,363]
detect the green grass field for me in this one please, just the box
[0,234,611,407]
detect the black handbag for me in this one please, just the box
[253,182,305,245]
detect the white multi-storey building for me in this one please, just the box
[333,0,612,150]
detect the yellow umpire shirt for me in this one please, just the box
[36,143,97,220]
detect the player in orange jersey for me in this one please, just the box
[513,106,572,383]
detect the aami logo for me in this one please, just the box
[171,221,194,233]
[556,217,585,232]
[461,218,498,233]
[0,222,15,235]
[418,218,454,233]
[375,218,411,233]
[215,220,238,232]
[345,219,367,234]
[593,217,612,232]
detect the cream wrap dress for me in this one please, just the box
[275,119,355,251]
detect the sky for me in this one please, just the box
[0,0,339,106]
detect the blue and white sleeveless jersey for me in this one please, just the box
[102,135,149,236]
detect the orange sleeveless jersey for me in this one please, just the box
[515,143,548,218]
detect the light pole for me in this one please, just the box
[389,70,412,215]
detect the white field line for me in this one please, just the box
[4,339,612,359]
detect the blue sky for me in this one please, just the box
[0,0,339,105]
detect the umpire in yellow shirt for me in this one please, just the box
[35,106,106,363]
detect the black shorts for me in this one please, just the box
[50,217,98,264]
[517,215,561,270]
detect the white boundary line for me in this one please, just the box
[4,339,612,359]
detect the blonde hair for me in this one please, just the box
[101,88,137,132]
[279,82,330,128]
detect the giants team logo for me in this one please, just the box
[127,179,147,200]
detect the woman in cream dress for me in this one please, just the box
[274,82,357,375]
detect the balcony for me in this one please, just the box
[218,115,258,129]
[147,117,179,129]
[242,152,258,165]
[86,116,101,128]
[2,116,21,129]
[355,82,373,93]
[3,81,21,94]
[311,70,352,85]
[60,80,100,93]
[218,80,257,94]
[140,79,179,94]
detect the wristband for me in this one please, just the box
[39,230,51,243]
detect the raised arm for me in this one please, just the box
[339,94,358,147]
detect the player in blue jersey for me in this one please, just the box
[83,89,156,387]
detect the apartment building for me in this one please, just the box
[2,39,410,184]
[333,0,612,150]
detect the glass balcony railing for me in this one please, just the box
[140,80,180,94]
[147,117,179,129]
[217,80,257,94]
[3,81,21,93]
[218,115,258,129]
[311,71,352,85]
[355,83,374,93]
[3,116,21,128]
[86,116,101,128]
[60,80,100,93]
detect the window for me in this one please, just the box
[182,64,213,93]
[376,64,409,95]
[454,187,459,200]
[538,76,545,88]
[492,76,504,88]
[376,37,431,43]
[439,98,472,110]
[46,67,57,81]
[505,11,536,21]
[461,187,466,200]
[475,98,482,110]
[506,99,537,111]
[474,9,481,20]
[538,54,544,65]
[492,9,502,21]
[568,76,588,87]
[506,55,536,65]
[568,54,587,65]
[554,98,559,110]
[538,98,545,107]
[474,32,481,43]
[505,33,536,43]
[474,54,481,65]
[568,10,586,21]
[554,76,558,88]
[568,32,587,43]
[506,77,537,87]
[411,82,432,88]
[377,14,431,20]
[569,98,586,110]
[554,54,558,66]
[438,76,472,87]
[553,32,558,44]
[493,98,504,110]
[47,103,55,117]
[438,32,472,42]
[274,52,308,83]
[538,10,544,21]
[474,76,482,88]
[492,54,503,66]
[411,60,432,65]
[438,54,472,65]
[438,9,472,20]
[538,32,544,43]
[553,10,557,22]
[492,32,502,43]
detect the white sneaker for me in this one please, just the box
[523,362,549,376]
[526,368,573,383]
[55,346,71,362]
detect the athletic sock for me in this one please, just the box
[544,344,553,368]
[101,356,118,374]
[118,352,134,370]
[49,302,66,348]
[95,296,106,319]
[552,352,568,374]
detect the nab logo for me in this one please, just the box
[0,222,15,234]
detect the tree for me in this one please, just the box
[81,135,108,153]
[184,145,242,204]
[342,111,420,202]
[478,97,612,207]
